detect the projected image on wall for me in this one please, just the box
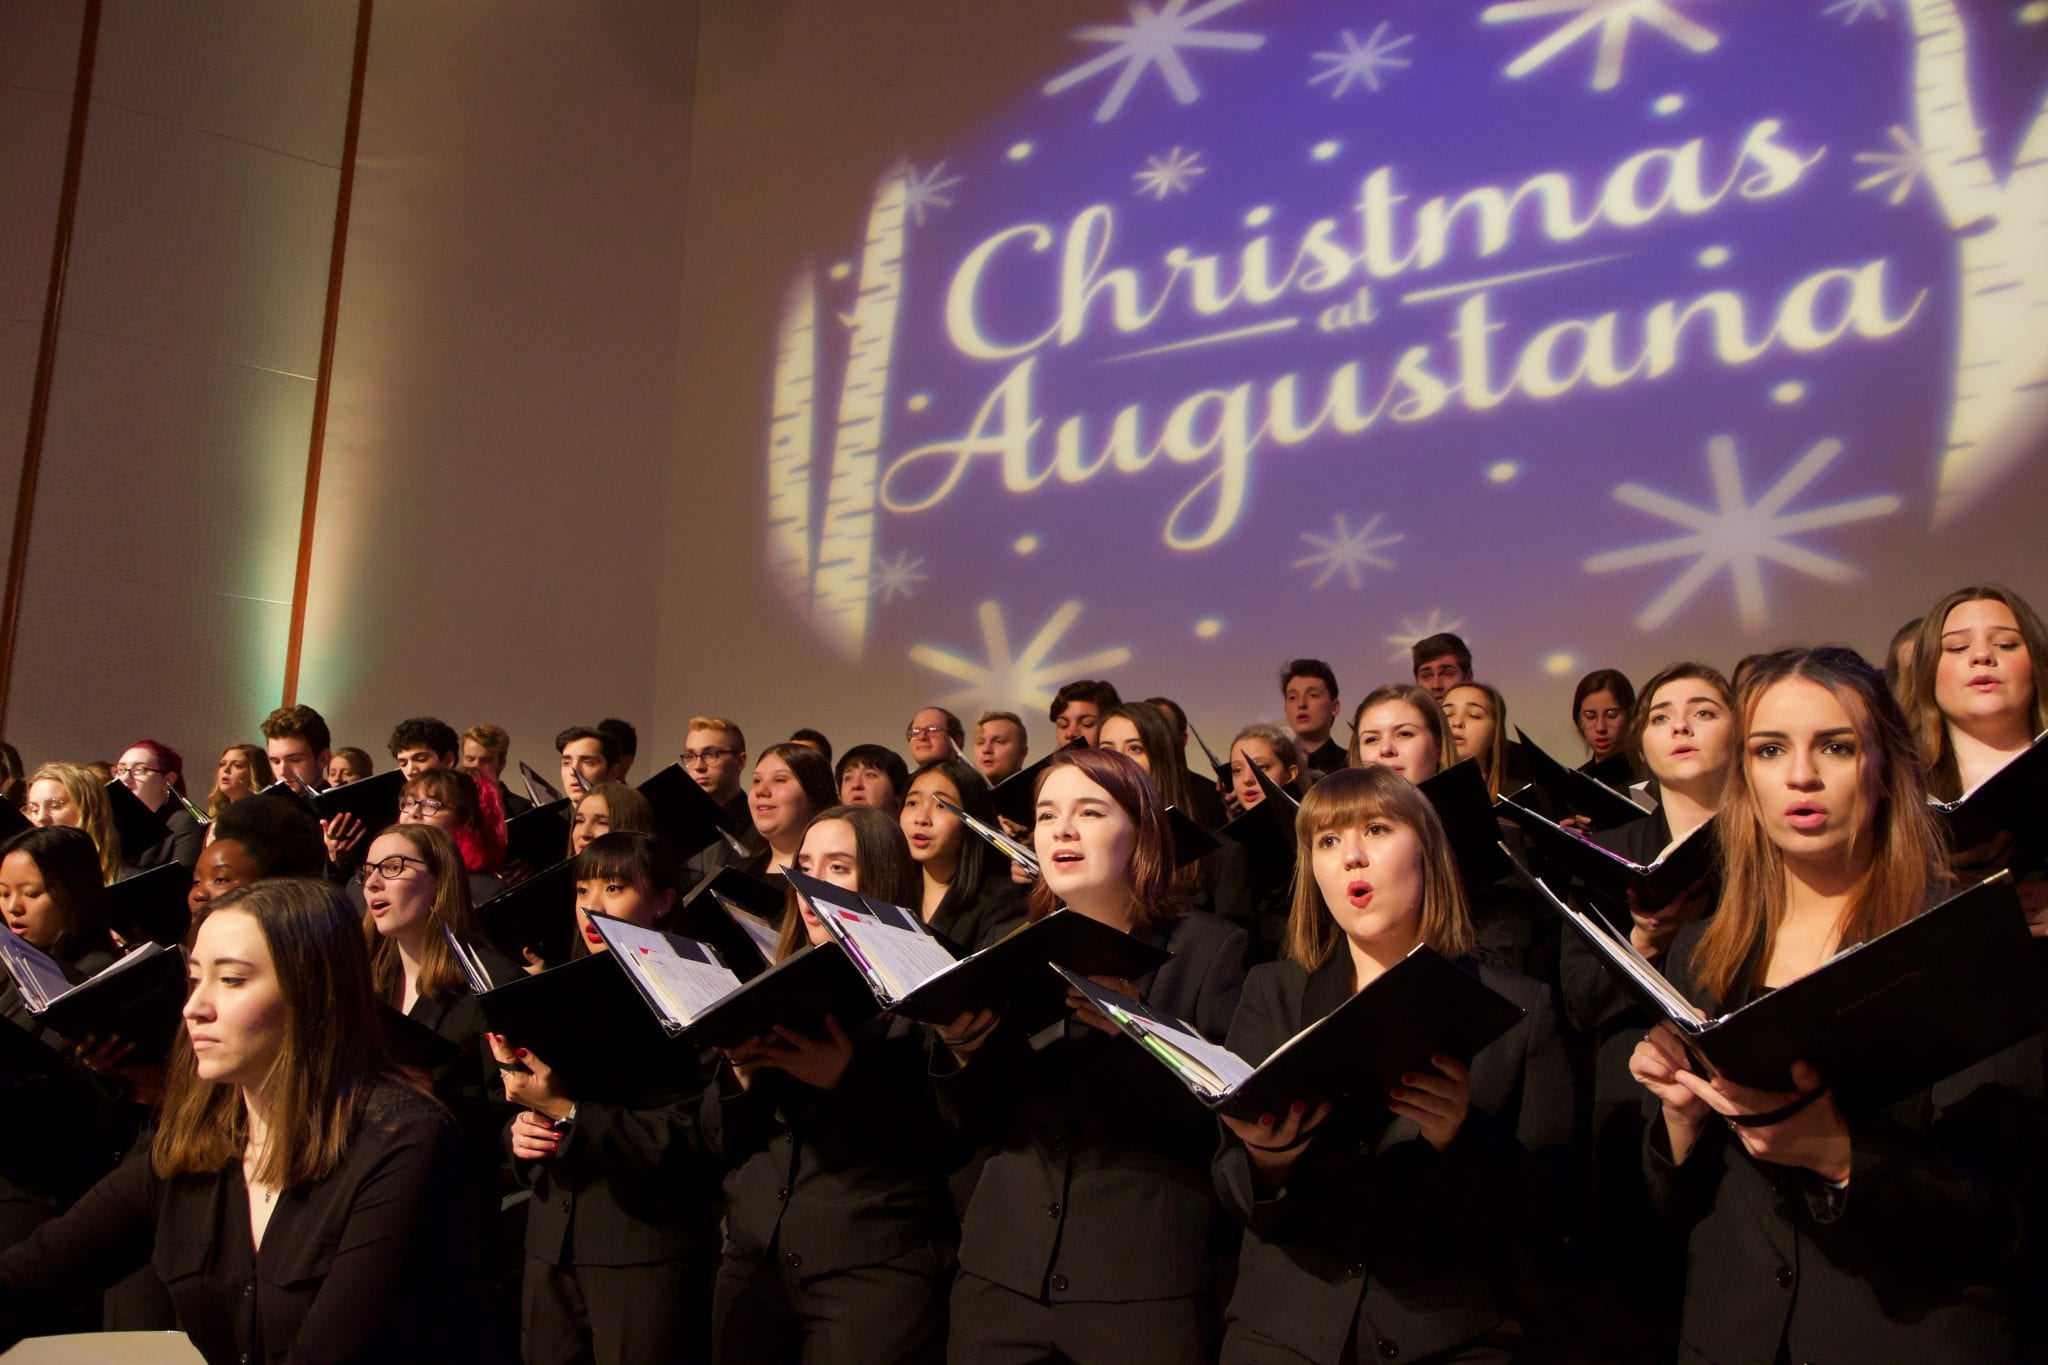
[757,0,2048,727]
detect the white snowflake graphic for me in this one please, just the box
[867,550,929,604]
[1043,0,1266,124]
[1292,514,1404,590]
[1134,146,1206,199]
[1583,435,1903,631]
[1823,0,1886,23]
[899,161,961,227]
[1309,23,1414,96]
[1481,0,1719,92]
[909,601,1134,712]
[1386,610,1466,661]
[1853,125,1928,207]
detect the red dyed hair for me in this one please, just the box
[124,738,187,795]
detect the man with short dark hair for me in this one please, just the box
[260,704,331,789]
[388,716,459,779]
[555,726,621,800]
[1279,659,1346,776]
[905,707,965,765]
[597,717,639,780]
[788,728,833,766]
[1410,633,1474,703]
[1049,679,1120,747]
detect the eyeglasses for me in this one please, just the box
[397,797,448,817]
[110,764,163,779]
[905,726,950,741]
[355,854,428,882]
[681,747,735,765]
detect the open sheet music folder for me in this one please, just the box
[1501,800,1717,906]
[0,933,185,1062]
[1514,728,1651,830]
[1529,870,2047,1106]
[1057,948,1524,1121]
[1931,728,2048,874]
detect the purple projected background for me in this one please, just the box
[757,0,2048,731]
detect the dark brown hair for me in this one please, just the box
[1024,747,1190,929]
[1904,584,2048,801]
[361,823,483,1003]
[777,805,920,959]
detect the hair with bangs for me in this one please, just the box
[1345,683,1454,776]
[1903,583,2048,801]
[1692,646,1946,1005]
[1283,766,1474,972]
[404,767,505,873]
[1025,747,1189,929]
[361,823,482,1002]
[776,804,921,959]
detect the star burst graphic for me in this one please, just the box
[1823,0,1886,23]
[1043,0,1266,124]
[867,550,928,604]
[1583,435,1903,631]
[1386,610,1466,661]
[1292,514,1404,589]
[899,161,961,227]
[1482,0,1719,91]
[1309,23,1414,96]
[1853,125,1928,206]
[908,601,1134,711]
[1134,146,1206,199]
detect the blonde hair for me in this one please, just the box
[686,716,746,752]
[1282,766,1474,970]
[1442,682,1509,800]
[1692,647,1947,1005]
[30,762,120,882]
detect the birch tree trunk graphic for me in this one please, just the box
[1908,0,2048,523]
[761,170,908,658]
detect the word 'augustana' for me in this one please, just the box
[878,119,1927,552]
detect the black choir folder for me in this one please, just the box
[1058,949,1524,1121]
[478,858,579,968]
[108,861,193,948]
[0,932,185,1062]
[1514,728,1649,831]
[503,797,572,870]
[1500,801,1718,906]
[1931,729,2048,874]
[1532,871,2047,1107]
[785,867,1171,1030]
[673,866,783,981]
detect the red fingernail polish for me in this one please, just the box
[1289,1101,1306,1116]
[1258,1113,1274,1127]
[516,1049,529,1058]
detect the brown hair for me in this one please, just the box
[1283,766,1474,970]
[154,878,413,1186]
[1100,703,1204,893]
[260,704,331,755]
[29,762,120,882]
[208,743,272,821]
[569,781,655,858]
[462,724,510,766]
[776,805,921,959]
[361,824,483,1003]
[1625,661,1734,778]
[1345,684,1454,775]
[1442,682,1510,800]
[1230,722,1303,783]
[1024,747,1190,929]
[1904,584,2048,801]
[1690,646,1947,1005]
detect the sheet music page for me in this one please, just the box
[1060,968,1255,1096]
[712,893,785,959]
[0,930,76,1012]
[597,919,743,1024]
[818,902,958,1002]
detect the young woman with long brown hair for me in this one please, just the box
[932,747,1249,1363]
[1629,646,2033,1361]
[1213,766,1572,1362]
[0,877,488,1360]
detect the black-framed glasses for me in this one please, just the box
[397,797,448,817]
[110,763,163,779]
[355,854,429,882]
[681,747,736,765]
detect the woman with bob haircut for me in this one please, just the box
[899,757,1027,953]
[24,762,122,884]
[0,877,489,1361]
[568,781,656,859]
[1629,645,2038,1362]
[931,746,1249,1364]
[1212,766,1572,1362]
[493,830,721,1364]
[706,804,963,1363]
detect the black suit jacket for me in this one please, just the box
[1214,952,1575,1361]
[131,803,204,872]
[704,1017,962,1279]
[0,1081,494,1364]
[929,872,1027,955]
[935,909,1248,1303]
[1644,923,2035,1364]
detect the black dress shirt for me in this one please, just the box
[0,1080,493,1364]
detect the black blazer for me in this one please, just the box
[1214,952,1575,1361]
[704,1016,962,1279]
[0,1081,494,1364]
[1644,923,2035,1364]
[929,872,1027,955]
[131,802,205,872]
[935,909,1248,1303]
[516,1070,721,1270]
